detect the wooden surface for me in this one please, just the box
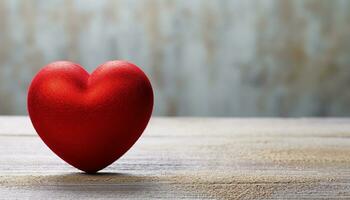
[0,117,350,199]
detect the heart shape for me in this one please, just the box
[27,61,153,173]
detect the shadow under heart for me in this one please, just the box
[0,172,175,198]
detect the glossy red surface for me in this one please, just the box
[27,61,153,173]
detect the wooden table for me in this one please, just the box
[0,117,349,199]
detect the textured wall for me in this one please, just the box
[0,0,350,116]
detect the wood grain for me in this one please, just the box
[0,116,350,199]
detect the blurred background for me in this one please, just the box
[0,0,349,117]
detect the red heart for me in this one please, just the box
[27,61,153,173]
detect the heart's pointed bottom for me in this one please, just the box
[68,157,118,174]
[84,170,99,174]
[75,165,106,174]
